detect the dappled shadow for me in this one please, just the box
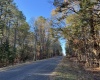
[86,68,100,80]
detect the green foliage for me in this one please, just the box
[53,0,100,67]
[0,0,62,67]
[0,0,34,66]
[0,40,15,64]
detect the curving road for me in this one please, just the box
[0,56,63,80]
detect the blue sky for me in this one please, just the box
[14,0,66,55]
[14,0,54,22]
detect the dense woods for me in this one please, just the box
[0,0,62,67]
[0,0,100,69]
[52,0,100,68]
[1,0,100,80]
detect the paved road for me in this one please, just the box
[0,56,63,80]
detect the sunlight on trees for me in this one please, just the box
[0,0,62,67]
[52,0,100,68]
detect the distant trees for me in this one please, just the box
[52,0,100,67]
[32,16,62,60]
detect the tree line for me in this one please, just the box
[0,0,62,67]
[52,0,100,68]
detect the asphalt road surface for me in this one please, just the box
[0,56,63,80]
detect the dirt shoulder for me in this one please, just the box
[50,57,100,80]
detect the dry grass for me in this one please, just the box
[50,57,95,80]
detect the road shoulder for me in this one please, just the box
[50,57,94,80]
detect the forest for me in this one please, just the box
[0,0,100,80]
[52,0,100,68]
[0,0,100,69]
[0,0,62,67]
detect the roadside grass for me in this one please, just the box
[51,57,94,80]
